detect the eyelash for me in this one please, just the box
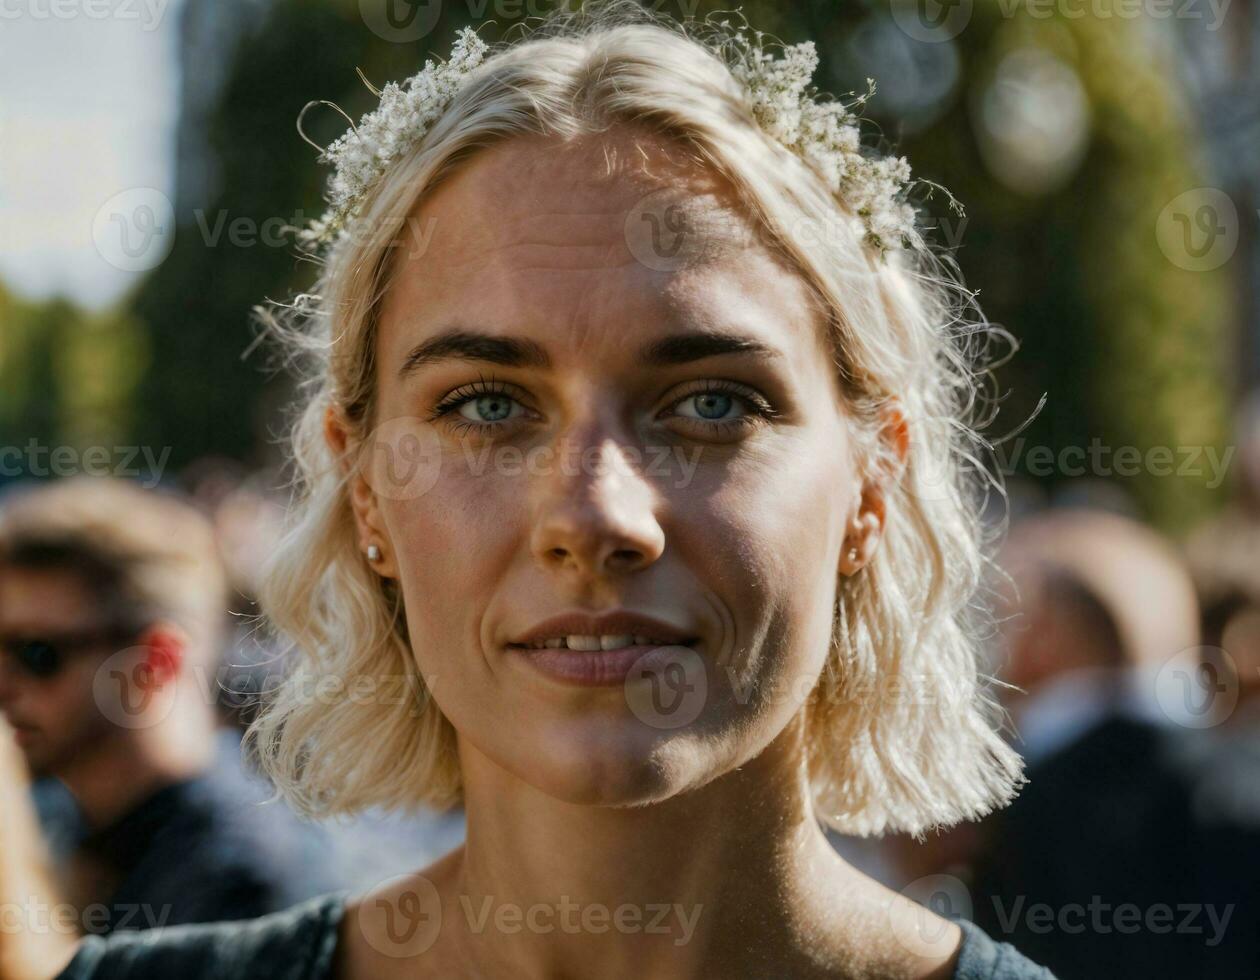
[428,373,779,437]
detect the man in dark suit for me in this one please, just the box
[970,509,1260,979]
[0,477,340,936]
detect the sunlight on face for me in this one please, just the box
[368,129,862,805]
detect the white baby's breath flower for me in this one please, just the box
[303,26,490,247]
[728,31,928,255]
[300,22,943,258]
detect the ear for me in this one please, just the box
[324,404,399,579]
[136,622,188,687]
[839,402,909,577]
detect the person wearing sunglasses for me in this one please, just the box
[0,475,338,941]
[2,624,142,684]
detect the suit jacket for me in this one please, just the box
[971,714,1260,979]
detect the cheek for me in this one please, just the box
[709,421,855,583]
[380,467,521,662]
[688,426,856,691]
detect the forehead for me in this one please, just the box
[0,565,100,631]
[377,130,828,368]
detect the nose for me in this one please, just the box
[529,428,666,580]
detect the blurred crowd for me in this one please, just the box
[830,394,1260,978]
[2,406,1260,977]
[0,462,464,937]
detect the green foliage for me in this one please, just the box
[879,0,1233,531]
[0,287,147,460]
[2,0,1236,530]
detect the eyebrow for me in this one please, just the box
[398,327,783,378]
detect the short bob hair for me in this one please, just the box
[249,0,1023,837]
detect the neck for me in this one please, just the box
[446,714,937,980]
[59,711,216,829]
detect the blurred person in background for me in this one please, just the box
[1187,388,1260,728]
[967,507,1260,978]
[0,475,339,935]
[188,458,471,891]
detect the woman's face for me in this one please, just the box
[354,130,870,806]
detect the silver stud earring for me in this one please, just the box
[366,544,382,563]
[847,547,858,563]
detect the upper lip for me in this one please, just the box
[507,611,698,647]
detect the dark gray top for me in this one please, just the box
[56,891,1056,978]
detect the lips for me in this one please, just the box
[515,641,692,686]
[506,610,699,650]
[505,610,701,688]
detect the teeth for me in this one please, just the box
[524,634,677,651]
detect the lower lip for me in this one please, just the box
[509,642,696,686]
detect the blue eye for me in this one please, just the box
[456,393,520,425]
[676,390,737,423]
[667,381,778,435]
[429,376,777,437]
[429,377,532,436]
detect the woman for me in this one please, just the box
[22,1,1055,976]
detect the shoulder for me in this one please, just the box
[53,891,349,980]
[953,918,1058,980]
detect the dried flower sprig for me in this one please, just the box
[725,29,941,254]
[299,21,955,257]
[298,26,490,248]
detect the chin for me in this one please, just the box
[510,720,718,808]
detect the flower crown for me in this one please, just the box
[299,23,950,256]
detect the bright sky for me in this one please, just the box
[0,0,184,310]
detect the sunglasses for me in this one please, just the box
[0,626,138,680]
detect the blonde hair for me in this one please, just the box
[249,0,1023,836]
